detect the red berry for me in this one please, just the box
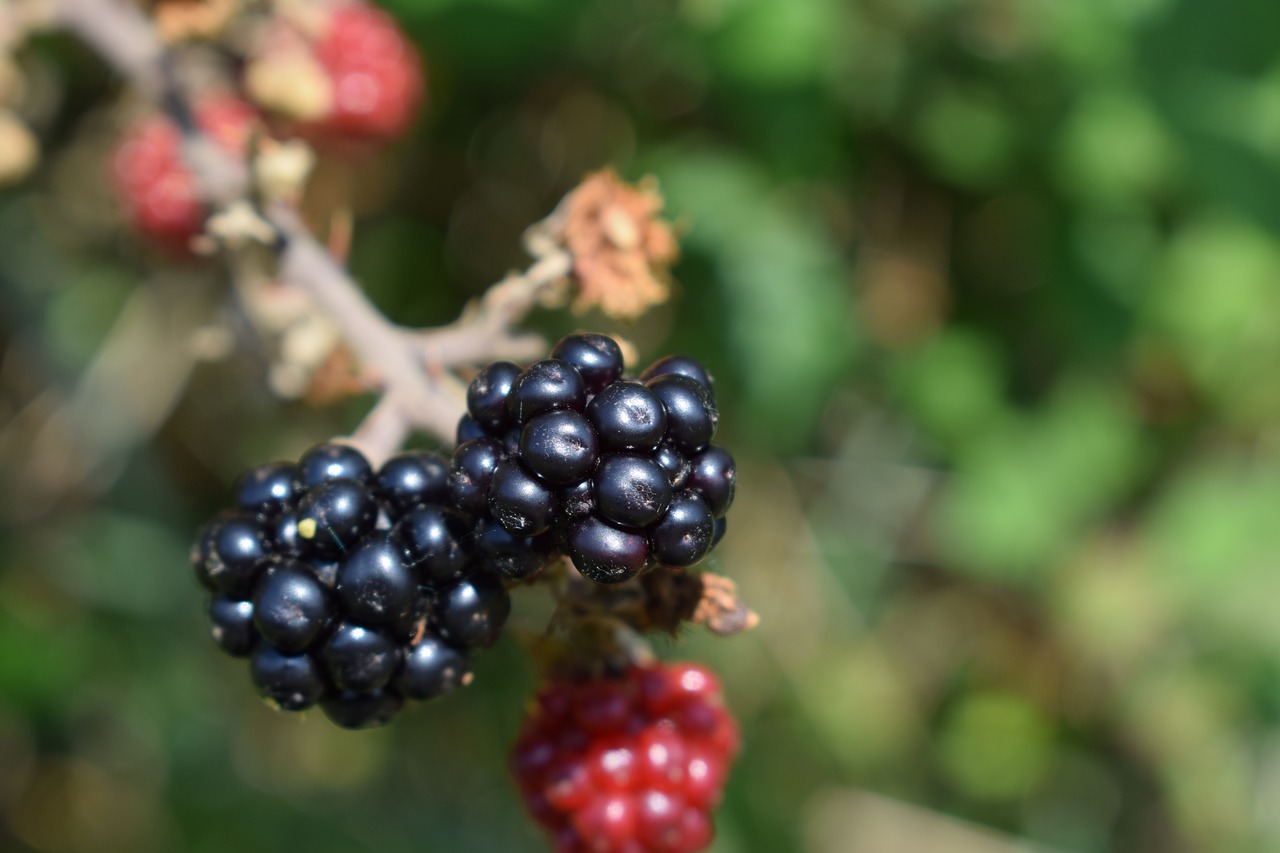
[111,96,255,250]
[511,662,738,852]
[306,2,423,144]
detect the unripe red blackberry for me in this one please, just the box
[111,96,256,250]
[511,662,739,852]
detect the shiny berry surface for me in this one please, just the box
[511,663,738,853]
[448,437,504,516]
[397,635,471,700]
[395,504,473,586]
[374,450,450,515]
[640,356,714,393]
[208,596,257,657]
[321,688,405,730]
[296,478,378,559]
[647,375,718,454]
[249,646,327,711]
[296,443,374,489]
[467,360,522,431]
[686,447,736,519]
[321,622,401,692]
[434,571,511,648]
[507,359,587,422]
[476,518,555,580]
[648,491,715,568]
[565,514,650,584]
[252,561,333,653]
[205,514,270,596]
[520,410,600,486]
[551,333,625,394]
[593,454,673,529]
[336,531,418,626]
[587,381,667,452]
[234,462,298,516]
[489,459,556,536]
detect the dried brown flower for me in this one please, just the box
[558,168,678,321]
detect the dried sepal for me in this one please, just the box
[556,168,679,321]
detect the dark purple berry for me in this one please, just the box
[586,381,667,452]
[641,355,713,393]
[467,360,522,431]
[448,437,504,516]
[321,689,404,729]
[295,443,372,489]
[687,446,736,518]
[235,462,298,516]
[191,512,233,591]
[209,596,257,657]
[593,454,673,528]
[394,505,473,586]
[550,333,624,394]
[500,425,522,456]
[397,634,471,700]
[252,561,333,653]
[435,572,511,648]
[269,511,301,556]
[647,374,718,453]
[309,559,339,589]
[205,514,270,596]
[711,517,727,548]
[648,491,715,567]
[556,479,594,525]
[475,518,555,580]
[489,460,556,536]
[249,646,326,711]
[506,359,586,422]
[456,413,488,444]
[336,532,418,626]
[653,442,691,489]
[520,410,599,486]
[321,623,401,692]
[565,515,650,584]
[374,450,450,515]
[295,479,378,559]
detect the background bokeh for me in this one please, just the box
[3,0,1280,851]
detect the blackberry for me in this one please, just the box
[475,518,555,580]
[205,514,270,596]
[489,459,556,536]
[253,561,333,653]
[647,374,717,453]
[654,442,691,489]
[565,514,650,584]
[395,504,473,586]
[449,437,504,516]
[641,355,714,393]
[321,623,401,692]
[296,478,377,559]
[519,410,599,486]
[687,446,736,518]
[296,442,373,488]
[435,572,511,648]
[335,531,417,626]
[234,462,298,516]
[594,454,673,529]
[397,635,471,700]
[374,450,450,514]
[467,361,522,431]
[550,333,624,394]
[270,511,302,557]
[506,359,586,421]
[587,381,666,452]
[208,596,257,657]
[456,413,487,444]
[649,491,715,568]
[555,479,595,525]
[250,646,327,711]
[322,689,405,730]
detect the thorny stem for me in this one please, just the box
[54,0,573,460]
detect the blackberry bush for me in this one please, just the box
[190,442,503,728]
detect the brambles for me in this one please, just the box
[110,96,256,250]
[190,444,502,728]
[460,333,736,585]
[512,662,739,853]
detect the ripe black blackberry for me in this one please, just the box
[458,332,736,585]
[191,443,508,729]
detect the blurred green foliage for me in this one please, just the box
[4,0,1280,851]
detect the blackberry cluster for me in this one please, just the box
[191,443,506,728]
[454,333,736,585]
[511,663,740,853]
